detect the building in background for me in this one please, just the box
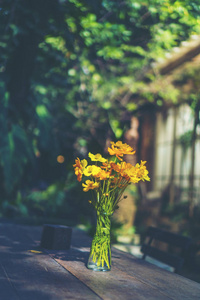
[138,36,200,222]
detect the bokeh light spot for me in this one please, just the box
[57,155,65,163]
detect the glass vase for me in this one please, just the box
[87,209,112,271]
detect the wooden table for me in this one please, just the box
[0,222,200,300]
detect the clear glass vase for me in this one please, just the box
[87,210,111,271]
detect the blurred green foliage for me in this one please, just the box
[0,0,200,223]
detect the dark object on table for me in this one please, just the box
[141,226,192,273]
[40,224,72,250]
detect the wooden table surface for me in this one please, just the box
[0,222,200,300]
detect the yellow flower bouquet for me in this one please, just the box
[73,141,150,271]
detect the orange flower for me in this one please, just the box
[108,141,135,160]
[110,161,131,178]
[73,158,87,182]
[96,169,110,180]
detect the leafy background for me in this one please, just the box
[0,0,200,228]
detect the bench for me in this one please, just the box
[141,226,193,273]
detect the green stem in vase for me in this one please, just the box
[88,209,112,271]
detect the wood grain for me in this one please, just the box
[112,248,200,300]
[0,224,100,300]
[0,223,200,300]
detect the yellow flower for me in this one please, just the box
[73,158,88,182]
[125,161,150,183]
[136,161,150,182]
[82,180,100,192]
[125,167,140,183]
[88,152,107,163]
[108,141,135,160]
[83,165,101,177]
